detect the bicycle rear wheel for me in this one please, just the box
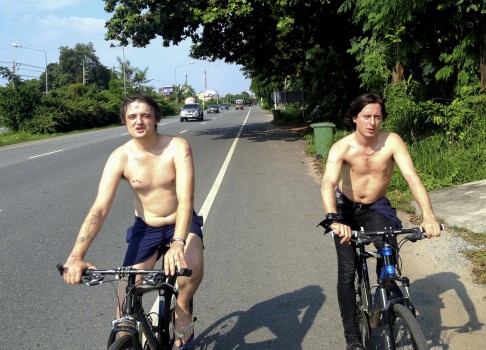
[390,303,428,350]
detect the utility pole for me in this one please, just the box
[82,59,86,85]
[203,69,207,110]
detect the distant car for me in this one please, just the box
[180,103,204,122]
[220,104,229,110]
[235,99,244,110]
[207,104,219,113]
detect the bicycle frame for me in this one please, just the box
[358,241,414,321]
[106,274,179,350]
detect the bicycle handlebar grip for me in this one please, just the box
[177,268,192,277]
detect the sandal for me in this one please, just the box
[174,316,197,349]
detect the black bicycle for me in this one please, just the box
[325,225,443,350]
[56,263,193,350]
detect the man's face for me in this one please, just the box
[125,101,157,138]
[352,103,383,136]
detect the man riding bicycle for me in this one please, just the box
[320,93,441,350]
[61,94,203,349]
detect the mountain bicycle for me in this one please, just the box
[56,263,194,350]
[324,225,443,350]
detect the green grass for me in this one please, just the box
[0,124,121,148]
[0,131,55,147]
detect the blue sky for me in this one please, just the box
[0,0,252,95]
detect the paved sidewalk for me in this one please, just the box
[416,179,486,233]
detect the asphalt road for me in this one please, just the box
[0,107,342,349]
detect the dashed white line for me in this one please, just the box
[180,130,188,134]
[29,149,64,159]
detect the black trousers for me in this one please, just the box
[334,199,399,339]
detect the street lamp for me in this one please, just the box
[11,42,48,93]
[174,61,194,87]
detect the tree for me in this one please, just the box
[103,0,359,106]
[49,43,111,89]
[0,80,43,132]
[340,0,485,96]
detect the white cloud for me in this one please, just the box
[36,14,105,34]
[0,0,82,13]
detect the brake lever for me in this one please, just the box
[83,272,104,286]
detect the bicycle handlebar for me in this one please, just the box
[56,263,192,286]
[350,224,445,243]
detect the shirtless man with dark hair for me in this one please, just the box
[320,93,441,350]
[61,94,203,349]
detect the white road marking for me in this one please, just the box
[198,110,250,220]
[29,149,64,159]
[180,130,188,134]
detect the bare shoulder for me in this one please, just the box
[162,135,192,159]
[331,133,353,154]
[110,142,130,162]
[383,132,407,150]
[383,132,404,144]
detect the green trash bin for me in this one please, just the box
[311,122,335,160]
[272,109,281,121]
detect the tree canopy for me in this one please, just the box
[103,0,484,128]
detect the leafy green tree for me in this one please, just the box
[103,0,359,109]
[48,43,111,90]
[0,80,43,131]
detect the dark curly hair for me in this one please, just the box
[343,93,387,128]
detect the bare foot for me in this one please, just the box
[174,303,196,348]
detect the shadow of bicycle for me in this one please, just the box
[363,271,484,350]
[194,285,325,349]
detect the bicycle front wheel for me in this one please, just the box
[108,335,134,350]
[390,304,428,350]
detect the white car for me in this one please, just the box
[180,103,204,122]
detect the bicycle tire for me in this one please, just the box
[108,335,134,350]
[355,276,371,347]
[390,303,428,350]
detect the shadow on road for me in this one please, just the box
[412,272,484,349]
[193,122,303,144]
[363,272,484,350]
[195,285,325,349]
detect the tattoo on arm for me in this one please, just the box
[131,179,142,184]
[184,147,192,160]
[76,214,98,245]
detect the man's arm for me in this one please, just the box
[321,143,342,213]
[164,137,195,275]
[320,141,352,243]
[391,133,441,238]
[63,150,124,284]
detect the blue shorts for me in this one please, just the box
[123,212,204,266]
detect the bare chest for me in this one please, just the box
[344,151,394,178]
[124,155,176,193]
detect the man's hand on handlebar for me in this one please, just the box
[163,243,187,277]
[330,222,353,245]
[62,257,97,285]
[421,218,442,239]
